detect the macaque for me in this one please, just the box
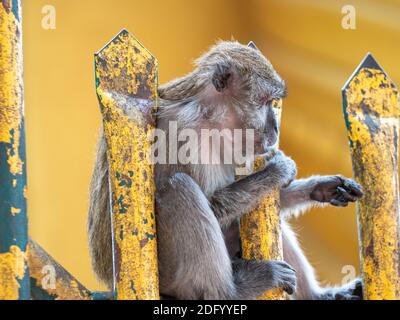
[88,40,363,299]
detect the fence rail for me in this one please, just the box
[342,53,400,300]
[95,29,160,300]
[0,4,399,299]
[239,92,285,300]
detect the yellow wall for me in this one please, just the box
[22,0,400,291]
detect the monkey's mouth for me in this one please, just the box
[256,146,278,161]
[255,138,278,156]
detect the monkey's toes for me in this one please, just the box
[270,261,297,295]
[319,278,363,300]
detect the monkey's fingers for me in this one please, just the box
[270,261,297,295]
[341,178,364,198]
[335,293,361,300]
[336,186,358,202]
[280,277,296,295]
[282,284,294,295]
[277,270,297,295]
[275,260,296,273]
[330,198,348,207]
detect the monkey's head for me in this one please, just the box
[158,40,287,162]
[195,41,287,156]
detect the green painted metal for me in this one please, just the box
[90,291,114,300]
[0,0,30,300]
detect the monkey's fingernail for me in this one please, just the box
[345,181,364,197]
[337,187,358,202]
[284,286,294,295]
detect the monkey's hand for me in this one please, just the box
[266,150,297,188]
[309,176,363,207]
[210,151,296,228]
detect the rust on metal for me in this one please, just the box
[240,98,286,300]
[28,240,93,300]
[95,29,159,300]
[0,0,29,300]
[342,53,400,300]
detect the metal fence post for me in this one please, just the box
[342,53,400,300]
[240,96,285,300]
[95,30,159,300]
[0,0,30,300]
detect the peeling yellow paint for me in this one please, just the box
[240,100,286,300]
[10,206,21,216]
[0,1,24,175]
[96,31,157,99]
[96,30,159,300]
[344,65,400,300]
[28,240,92,300]
[0,246,27,300]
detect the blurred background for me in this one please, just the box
[23,0,400,291]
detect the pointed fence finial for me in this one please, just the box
[342,53,400,300]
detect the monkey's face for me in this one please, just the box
[232,96,282,159]
[198,41,286,157]
[241,100,281,156]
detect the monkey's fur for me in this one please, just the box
[88,41,364,300]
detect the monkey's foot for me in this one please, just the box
[316,278,363,300]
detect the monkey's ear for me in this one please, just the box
[247,41,260,51]
[212,62,232,93]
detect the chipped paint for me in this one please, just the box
[0,0,24,174]
[10,206,20,215]
[240,100,286,300]
[0,0,29,300]
[0,245,26,299]
[343,54,400,300]
[28,240,93,300]
[95,30,159,300]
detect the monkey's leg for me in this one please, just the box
[157,173,296,300]
[281,221,362,300]
[232,258,297,299]
[281,221,321,300]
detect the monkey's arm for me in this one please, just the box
[280,175,363,219]
[209,151,296,229]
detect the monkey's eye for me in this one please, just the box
[271,98,282,109]
[255,98,281,110]
[255,95,271,108]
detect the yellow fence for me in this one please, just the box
[0,1,399,300]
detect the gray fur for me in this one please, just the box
[88,131,113,287]
[88,41,363,299]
